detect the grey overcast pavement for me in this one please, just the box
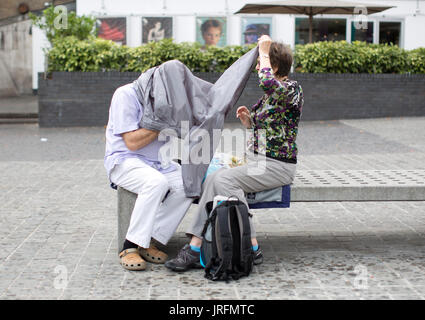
[0,96,424,299]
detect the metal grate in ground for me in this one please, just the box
[292,170,425,201]
[295,170,425,187]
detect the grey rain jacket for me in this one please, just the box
[132,47,258,198]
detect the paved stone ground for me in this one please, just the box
[0,117,424,300]
[0,95,38,115]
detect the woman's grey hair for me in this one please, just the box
[269,42,293,77]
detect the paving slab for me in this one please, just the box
[0,158,423,300]
[0,117,424,300]
[0,95,38,115]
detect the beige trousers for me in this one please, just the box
[186,152,296,239]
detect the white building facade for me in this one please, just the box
[32,0,425,90]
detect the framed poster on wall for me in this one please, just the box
[241,17,272,45]
[142,17,173,43]
[96,17,126,45]
[196,17,227,47]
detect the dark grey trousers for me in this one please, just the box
[186,152,296,239]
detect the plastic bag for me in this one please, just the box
[203,153,246,181]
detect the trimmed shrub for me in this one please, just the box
[293,41,419,74]
[47,37,255,73]
[408,48,425,74]
[47,37,424,74]
[47,36,128,72]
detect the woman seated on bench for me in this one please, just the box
[165,35,304,271]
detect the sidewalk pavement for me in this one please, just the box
[0,117,424,300]
[0,95,38,115]
[0,95,38,124]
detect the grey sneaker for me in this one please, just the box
[164,244,202,272]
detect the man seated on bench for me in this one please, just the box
[165,35,304,272]
[104,82,193,271]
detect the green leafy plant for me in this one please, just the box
[47,36,129,72]
[29,5,97,45]
[408,48,425,74]
[46,36,424,74]
[294,41,422,74]
[46,37,255,73]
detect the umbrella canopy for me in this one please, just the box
[235,0,394,43]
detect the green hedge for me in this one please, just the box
[47,36,255,73]
[47,37,425,74]
[294,41,425,74]
[408,47,425,74]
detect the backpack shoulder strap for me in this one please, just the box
[235,202,252,250]
[217,204,234,280]
[205,204,233,281]
[235,202,254,276]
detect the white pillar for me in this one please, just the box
[127,16,142,47]
[274,14,295,48]
[32,25,50,91]
[404,15,425,50]
[174,16,196,43]
[227,15,241,45]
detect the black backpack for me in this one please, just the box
[200,197,254,281]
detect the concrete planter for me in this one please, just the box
[38,71,425,127]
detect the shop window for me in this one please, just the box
[295,18,346,44]
[351,21,374,43]
[379,22,401,46]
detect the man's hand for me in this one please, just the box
[122,128,159,151]
[236,106,252,129]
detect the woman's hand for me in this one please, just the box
[236,106,252,129]
[258,35,273,71]
[258,35,272,55]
